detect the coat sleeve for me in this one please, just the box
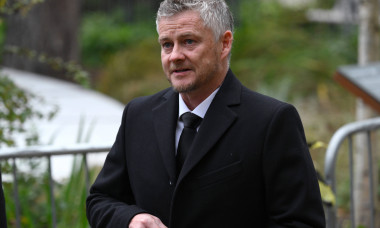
[262,104,325,228]
[86,104,146,228]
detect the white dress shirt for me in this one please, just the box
[175,88,220,152]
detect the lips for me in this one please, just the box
[174,69,190,73]
[171,67,192,74]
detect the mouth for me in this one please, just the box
[172,68,191,74]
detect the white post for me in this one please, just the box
[355,0,379,227]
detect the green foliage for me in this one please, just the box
[55,156,93,228]
[1,157,100,228]
[0,18,5,54]
[96,37,169,103]
[314,0,336,9]
[80,10,156,67]
[2,159,51,227]
[80,10,169,103]
[1,114,101,227]
[231,0,357,101]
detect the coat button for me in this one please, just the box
[169,181,173,186]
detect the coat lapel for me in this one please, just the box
[152,89,179,182]
[178,70,242,182]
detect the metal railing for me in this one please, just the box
[0,145,111,228]
[324,117,380,228]
[2,117,380,227]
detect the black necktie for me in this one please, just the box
[177,112,202,173]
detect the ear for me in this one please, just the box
[220,30,233,60]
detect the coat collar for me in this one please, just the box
[152,88,179,182]
[152,69,242,183]
[178,69,242,182]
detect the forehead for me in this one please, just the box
[158,10,207,39]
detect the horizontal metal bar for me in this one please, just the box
[0,144,111,160]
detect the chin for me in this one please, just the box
[171,82,197,93]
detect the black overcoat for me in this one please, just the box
[86,70,325,228]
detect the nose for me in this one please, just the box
[169,44,185,62]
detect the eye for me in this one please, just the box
[162,42,173,49]
[185,39,195,45]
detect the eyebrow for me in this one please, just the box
[158,37,170,43]
[158,32,199,43]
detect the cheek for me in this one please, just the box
[161,54,169,67]
[160,51,165,61]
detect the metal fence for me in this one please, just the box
[0,145,111,228]
[324,117,380,228]
[2,117,380,227]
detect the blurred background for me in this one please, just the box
[1,0,377,227]
[1,0,358,147]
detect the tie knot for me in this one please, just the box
[181,112,202,129]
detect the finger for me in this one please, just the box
[152,216,167,228]
[130,214,166,228]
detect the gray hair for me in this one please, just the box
[156,0,234,41]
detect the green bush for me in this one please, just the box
[2,157,100,228]
[96,37,169,104]
[2,159,52,227]
[80,10,156,67]
[0,19,5,56]
[231,0,357,101]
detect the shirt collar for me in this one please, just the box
[178,88,220,119]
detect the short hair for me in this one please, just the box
[156,0,234,41]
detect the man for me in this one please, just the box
[86,0,325,227]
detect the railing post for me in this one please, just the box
[83,153,90,196]
[12,158,21,228]
[348,135,355,228]
[47,155,57,228]
[366,131,375,228]
[0,145,111,227]
[324,117,380,228]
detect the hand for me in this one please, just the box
[129,213,167,228]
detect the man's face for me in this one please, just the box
[158,10,224,94]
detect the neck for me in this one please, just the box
[180,68,228,110]
[180,92,210,111]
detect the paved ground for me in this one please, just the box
[1,67,125,179]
